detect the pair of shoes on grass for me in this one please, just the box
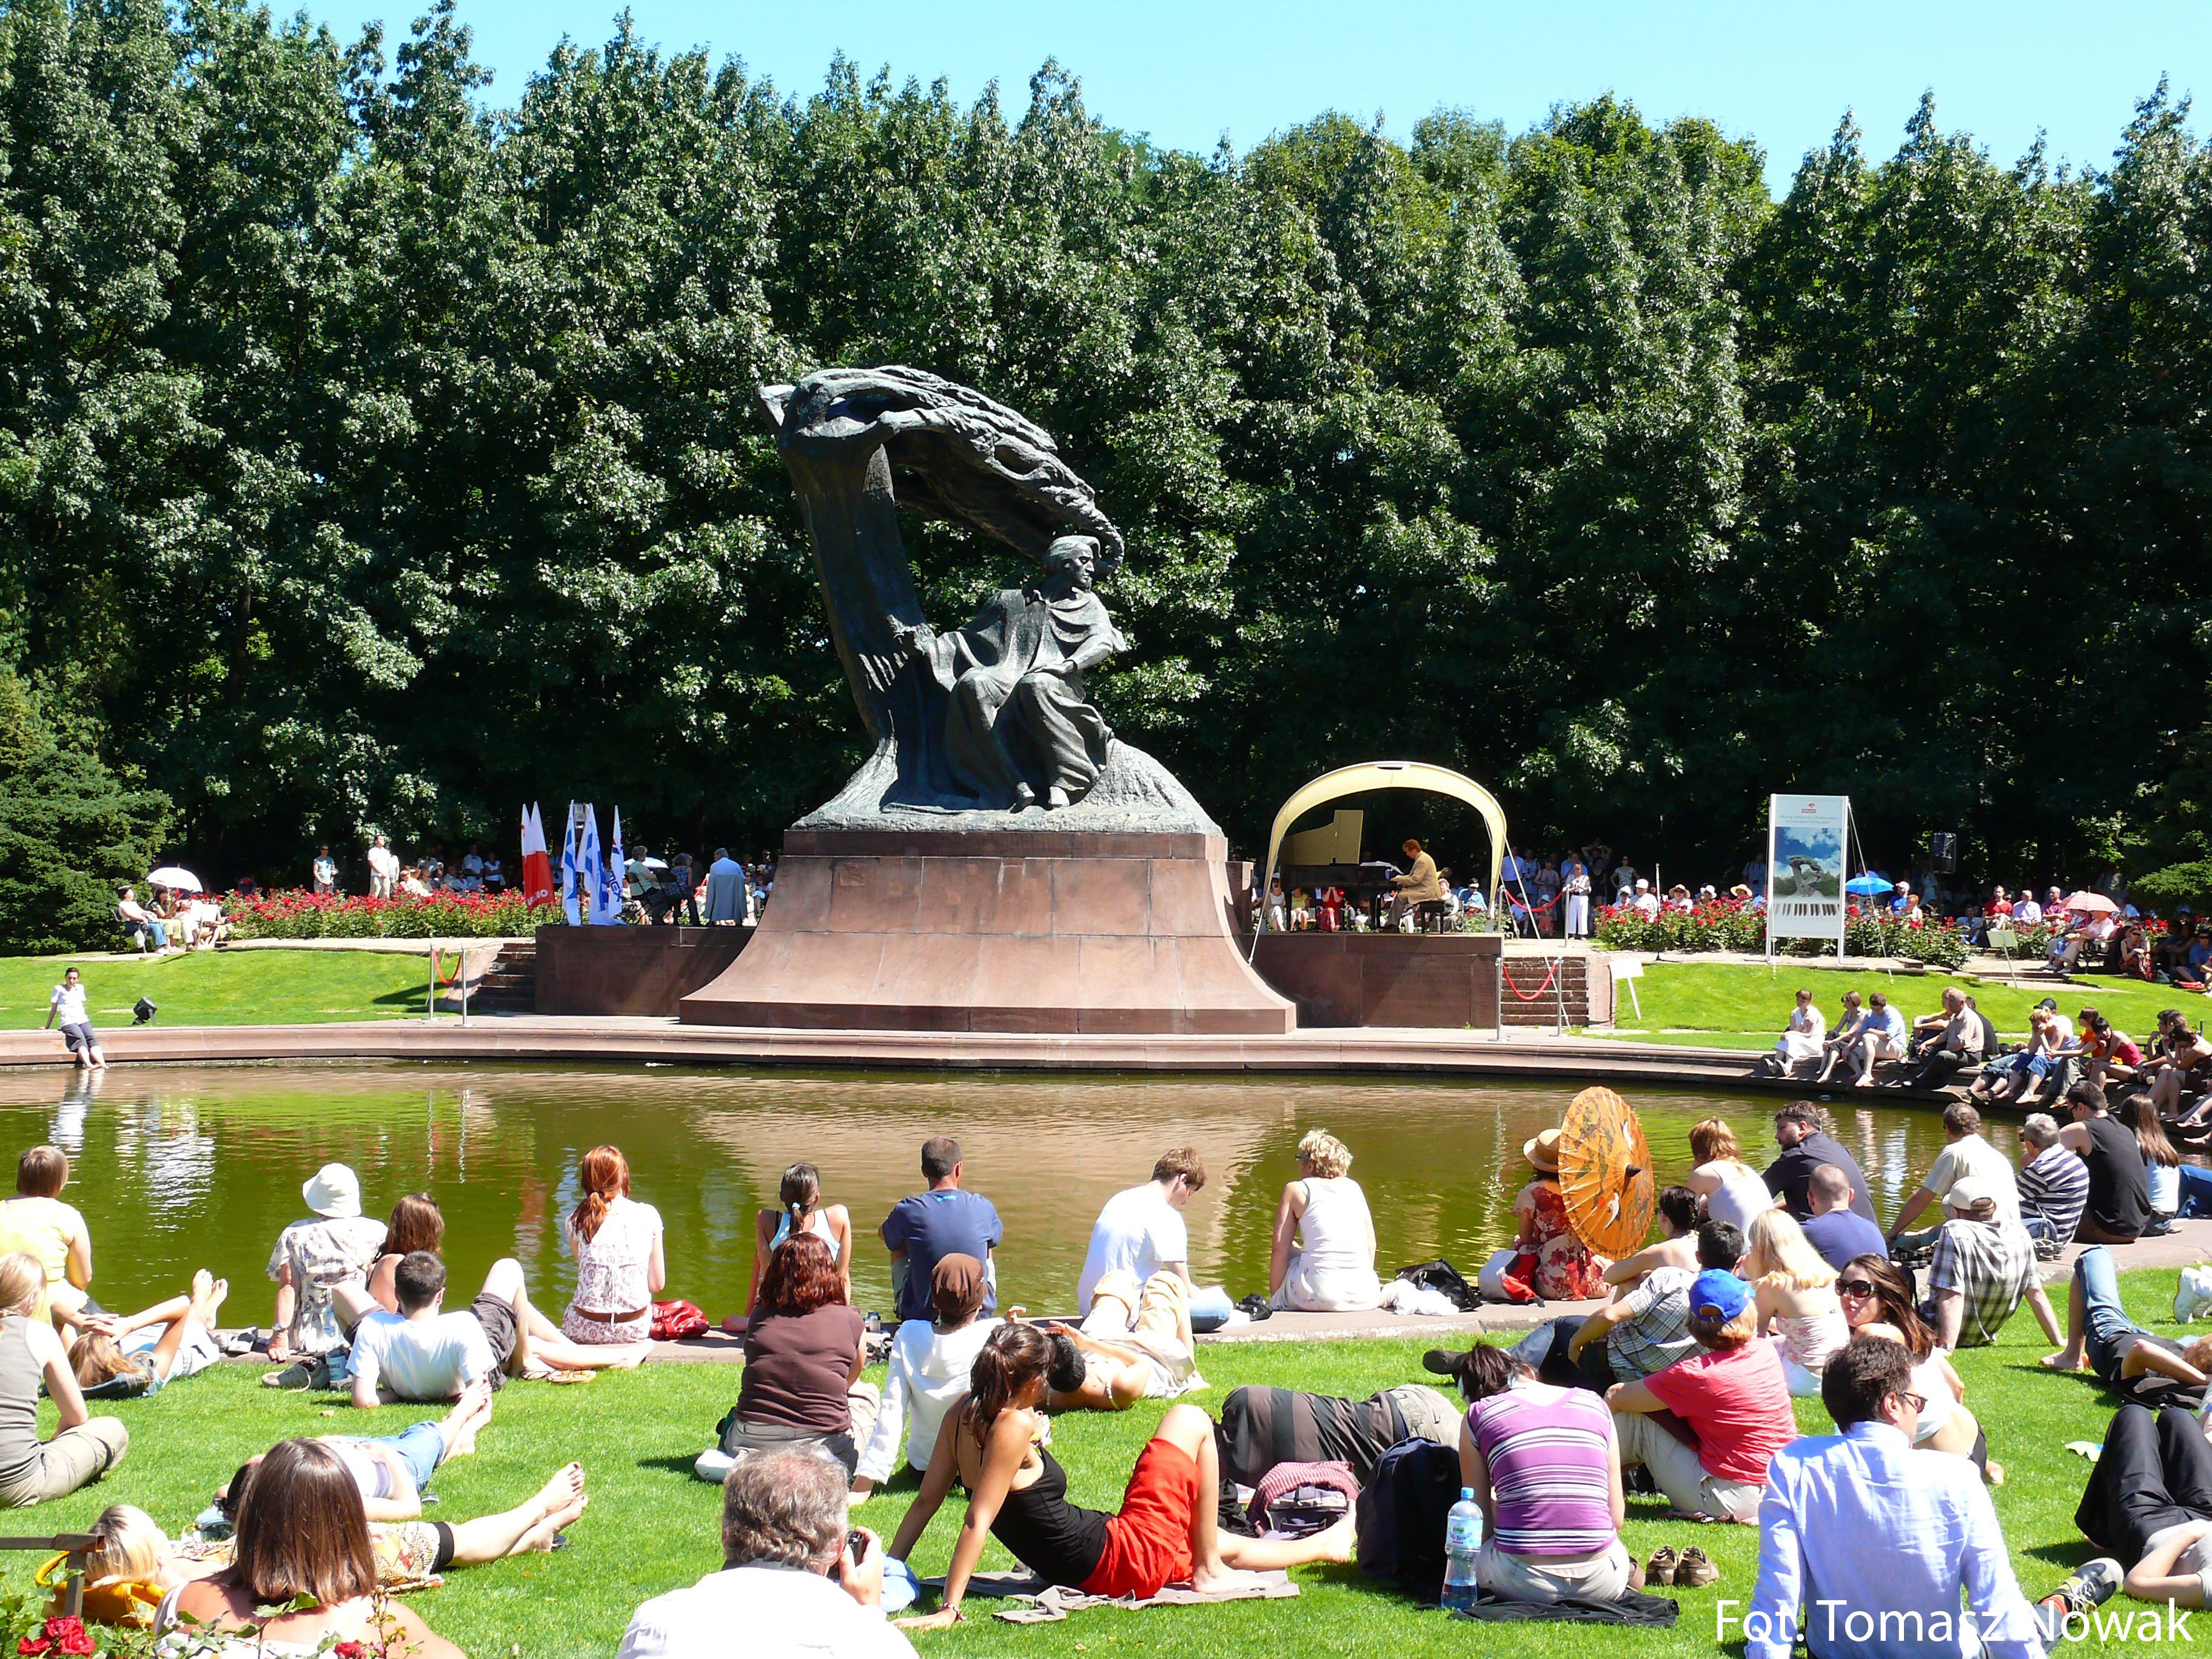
[1645,1545,1717,1588]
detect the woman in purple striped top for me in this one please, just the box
[1449,1344,1639,1603]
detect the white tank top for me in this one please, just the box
[1293,1178,1372,1273]
[770,1207,840,1262]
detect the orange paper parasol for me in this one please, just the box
[1557,1086,1654,1259]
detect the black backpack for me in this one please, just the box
[1355,1438,1460,1598]
[1392,1259,1481,1312]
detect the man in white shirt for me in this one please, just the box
[620,1449,913,1659]
[1887,1102,2020,1252]
[366,834,400,899]
[1632,877,1660,920]
[1076,1149,1205,1312]
[1743,1335,2056,1659]
[340,1251,577,1405]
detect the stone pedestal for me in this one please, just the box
[678,829,1295,1034]
[1249,931,1503,1030]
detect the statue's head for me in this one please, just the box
[1042,535,1099,594]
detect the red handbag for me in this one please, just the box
[650,1299,709,1341]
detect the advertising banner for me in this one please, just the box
[1767,794,1850,952]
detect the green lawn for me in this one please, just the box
[1605,960,2205,1051]
[0,1268,2195,1657]
[0,951,440,1029]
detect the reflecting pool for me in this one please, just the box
[0,1065,1973,1322]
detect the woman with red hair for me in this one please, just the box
[697,1234,874,1483]
[560,1145,664,1357]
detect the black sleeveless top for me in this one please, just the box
[977,1444,1108,1588]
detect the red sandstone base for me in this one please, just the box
[678,829,1296,1034]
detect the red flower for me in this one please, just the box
[333,1642,369,1658]
[18,1638,49,1656]
[36,1620,91,1659]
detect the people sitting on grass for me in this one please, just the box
[2017,1112,2090,1247]
[1886,1102,2020,1254]
[71,1267,227,1398]
[2118,1096,2182,1225]
[1511,1128,1610,1298]
[1041,1269,1201,1409]
[265,1162,386,1378]
[1078,1148,1202,1312]
[161,1439,464,1657]
[853,1253,997,1500]
[620,1449,913,1659]
[563,1144,665,1353]
[1561,1190,1710,1389]
[697,1233,874,1484]
[1762,1102,1875,1224]
[1743,1210,1848,1396]
[1797,1165,1885,1272]
[1686,1118,1778,1235]
[2060,1082,2152,1245]
[1455,1342,1656,1603]
[340,1250,607,1407]
[2041,1244,2212,1387]
[0,1145,95,1332]
[2073,1401,2212,1610]
[366,1192,444,1313]
[1835,1255,1998,1482]
[751,1161,852,1311]
[1604,1269,1796,1523]
[1742,1335,2060,1659]
[882,1137,1002,1326]
[1923,1178,2060,1352]
[0,1250,126,1507]
[1267,1130,1381,1312]
[886,1324,1355,1631]
[1215,1378,1464,1489]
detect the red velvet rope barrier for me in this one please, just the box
[1500,957,1561,1001]
[1506,890,1564,913]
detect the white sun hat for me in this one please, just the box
[301,1163,363,1219]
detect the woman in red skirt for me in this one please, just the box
[888,1324,1353,1629]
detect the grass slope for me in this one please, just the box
[0,1270,2195,1657]
[1608,962,2199,1051]
[0,952,438,1028]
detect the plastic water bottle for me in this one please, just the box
[1441,1487,1483,1612]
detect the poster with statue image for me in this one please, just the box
[1766,794,1851,952]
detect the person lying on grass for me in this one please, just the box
[69,1267,228,1399]
[2041,1244,2212,1387]
[885,1322,1353,1630]
[163,1438,464,1657]
[2073,1399,2212,1609]
[221,1379,497,1523]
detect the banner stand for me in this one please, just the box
[1766,794,1851,965]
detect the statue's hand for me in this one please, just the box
[892,623,934,660]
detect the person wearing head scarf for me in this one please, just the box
[851,1254,999,1499]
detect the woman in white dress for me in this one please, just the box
[1268,1130,1382,1312]
[560,1144,664,1352]
[748,1162,853,1310]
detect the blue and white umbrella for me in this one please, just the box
[1844,871,1894,896]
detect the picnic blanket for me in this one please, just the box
[923,1570,1299,1624]
[1449,1589,1680,1626]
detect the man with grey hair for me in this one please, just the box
[618,1449,913,1657]
[2016,1111,2088,1247]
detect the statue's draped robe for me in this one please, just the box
[920,586,1125,803]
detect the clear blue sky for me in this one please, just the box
[329,0,2207,193]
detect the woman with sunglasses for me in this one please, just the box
[1835,1254,1998,1483]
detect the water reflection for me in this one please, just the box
[0,1065,1963,1322]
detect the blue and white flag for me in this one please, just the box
[597,807,625,925]
[560,802,583,926]
[580,804,605,925]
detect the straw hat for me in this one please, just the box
[301,1163,363,1220]
[1522,1128,1563,1174]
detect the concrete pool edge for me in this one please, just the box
[0,1015,1964,1100]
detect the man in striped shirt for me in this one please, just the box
[2016,1113,2088,1247]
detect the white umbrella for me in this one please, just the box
[146,866,203,893]
[640,857,669,871]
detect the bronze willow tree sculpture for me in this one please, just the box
[760,366,1216,832]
